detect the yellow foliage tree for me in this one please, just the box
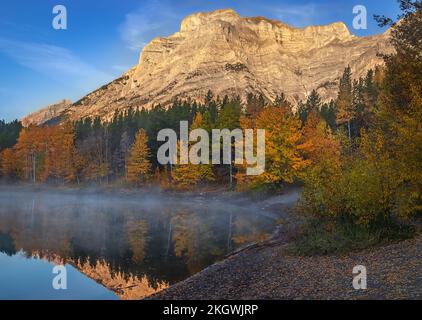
[237,106,309,190]
[126,219,149,264]
[126,129,151,185]
[172,113,215,189]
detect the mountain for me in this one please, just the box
[21,99,72,126]
[22,8,393,125]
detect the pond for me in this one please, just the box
[0,188,274,300]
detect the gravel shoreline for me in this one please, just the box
[150,234,421,300]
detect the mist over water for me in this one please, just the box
[0,187,274,299]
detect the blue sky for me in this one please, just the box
[0,0,400,121]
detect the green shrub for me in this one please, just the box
[292,217,416,256]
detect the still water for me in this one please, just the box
[0,188,274,300]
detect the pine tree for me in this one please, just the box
[118,131,130,179]
[246,93,266,116]
[274,93,293,113]
[216,99,241,187]
[320,100,337,130]
[298,90,322,124]
[0,120,22,151]
[336,66,354,142]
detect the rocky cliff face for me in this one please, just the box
[23,9,393,124]
[21,99,72,126]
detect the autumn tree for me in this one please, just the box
[299,1,422,231]
[126,129,151,185]
[172,113,215,189]
[300,110,341,167]
[373,0,422,217]
[126,219,149,264]
[42,122,77,183]
[0,148,18,180]
[237,106,309,191]
[15,125,46,183]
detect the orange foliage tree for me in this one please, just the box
[0,148,19,180]
[12,123,78,183]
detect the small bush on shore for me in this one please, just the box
[292,217,416,256]
[293,129,420,255]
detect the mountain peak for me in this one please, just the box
[180,9,352,35]
[22,9,393,125]
[324,21,351,35]
[302,21,352,40]
[181,8,240,32]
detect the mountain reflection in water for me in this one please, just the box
[0,189,273,299]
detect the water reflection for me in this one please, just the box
[0,189,273,299]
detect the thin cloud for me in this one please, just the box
[0,38,113,90]
[119,1,182,51]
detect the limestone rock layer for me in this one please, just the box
[23,9,393,124]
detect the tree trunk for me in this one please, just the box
[32,152,36,184]
[229,162,233,188]
[347,120,352,143]
[227,213,233,253]
[166,220,173,258]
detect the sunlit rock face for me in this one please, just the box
[21,99,72,127]
[24,8,393,124]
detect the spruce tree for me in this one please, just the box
[336,65,354,142]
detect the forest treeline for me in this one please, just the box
[0,1,420,232]
[0,69,378,189]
